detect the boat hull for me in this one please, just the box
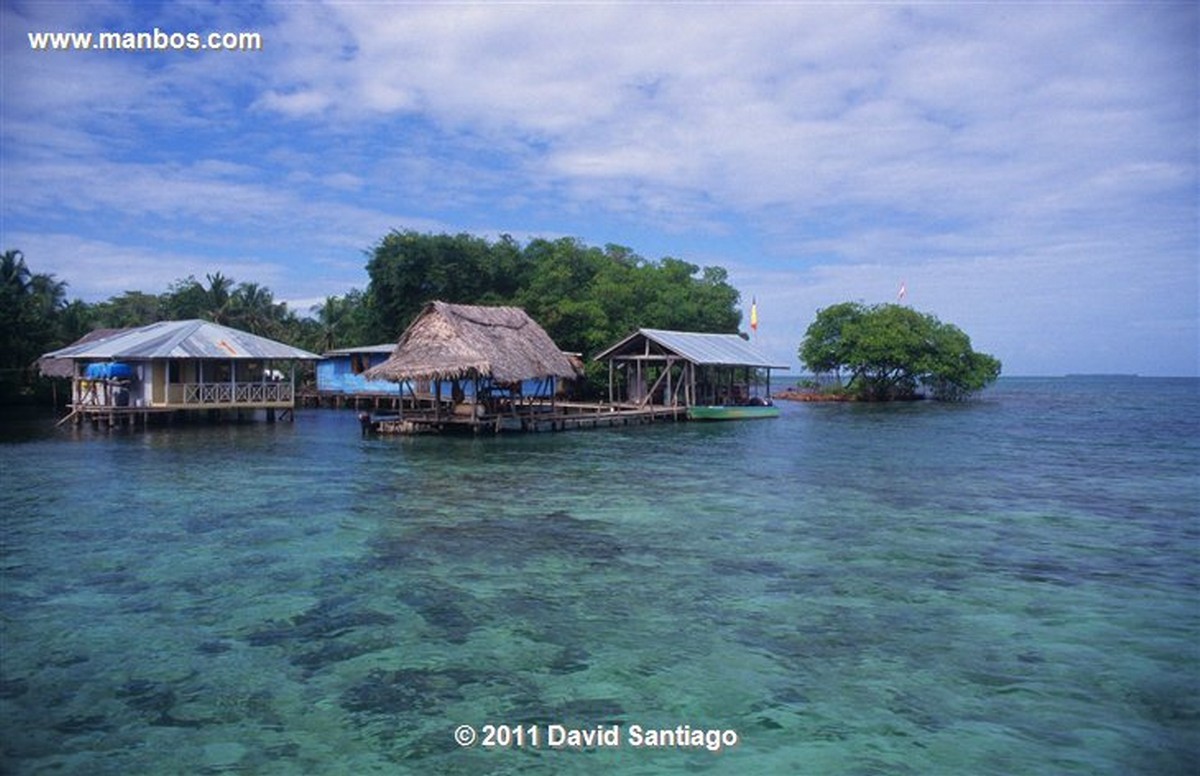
[688,405,780,421]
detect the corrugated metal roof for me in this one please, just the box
[595,328,788,369]
[322,344,396,357]
[41,320,320,361]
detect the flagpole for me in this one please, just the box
[750,295,760,396]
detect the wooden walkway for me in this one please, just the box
[367,402,687,435]
[57,404,293,429]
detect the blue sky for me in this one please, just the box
[2,1,1197,376]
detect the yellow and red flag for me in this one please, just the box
[750,296,758,332]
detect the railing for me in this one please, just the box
[180,382,293,405]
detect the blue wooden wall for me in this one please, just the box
[316,353,403,395]
[317,353,558,398]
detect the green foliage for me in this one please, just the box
[799,302,1001,401]
[5,231,745,401]
[365,231,528,339]
[364,231,744,388]
[92,290,166,327]
[0,250,72,400]
[311,289,372,352]
[2,250,324,391]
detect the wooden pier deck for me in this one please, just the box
[367,402,687,435]
[57,403,294,429]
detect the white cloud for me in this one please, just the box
[1,0,1195,374]
[9,233,284,298]
[249,1,1192,257]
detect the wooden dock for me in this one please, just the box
[299,389,404,411]
[365,402,687,435]
[57,404,293,429]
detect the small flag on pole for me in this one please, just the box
[750,296,758,332]
[897,281,907,303]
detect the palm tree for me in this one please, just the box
[0,251,32,377]
[28,273,68,316]
[313,294,351,352]
[204,272,234,324]
[230,282,277,335]
[57,299,95,345]
[1,249,31,295]
[0,250,69,396]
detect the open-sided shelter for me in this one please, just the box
[593,328,788,407]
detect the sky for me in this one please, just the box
[2,1,1197,376]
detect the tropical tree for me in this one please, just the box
[203,272,234,324]
[515,237,611,353]
[94,291,165,327]
[56,300,95,346]
[794,300,859,384]
[798,302,1001,400]
[360,230,745,397]
[364,230,745,347]
[312,290,370,352]
[0,250,71,399]
[1,249,32,296]
[365,230,508,337]
[228,282,280,335]
[162,276,210,320]
[0,233,758,403]
[0,250,36,391]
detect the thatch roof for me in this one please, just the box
[364,301,578,383]
[37,328,131,378]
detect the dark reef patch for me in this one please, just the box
[245,597,396,648]
[397,587,480,645]
[292,636,393,673]
[52,714,112,735]
[546,645,590,675]
[365,510,627,574]
[341,667,480,717]
[0,677,29,699]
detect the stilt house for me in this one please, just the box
[363,301,579,426]
[40,319,319,424]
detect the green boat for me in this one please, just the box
[688,403,780,421]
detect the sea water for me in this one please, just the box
[1,377,1196,774]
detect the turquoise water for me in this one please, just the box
[1,377,1197,774]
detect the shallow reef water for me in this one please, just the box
[1,377,1197,774]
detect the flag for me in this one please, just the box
[750,296,758,332]
[897,281,907,303]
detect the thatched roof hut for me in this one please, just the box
[364,301,578,383]
[37,328,131,378]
